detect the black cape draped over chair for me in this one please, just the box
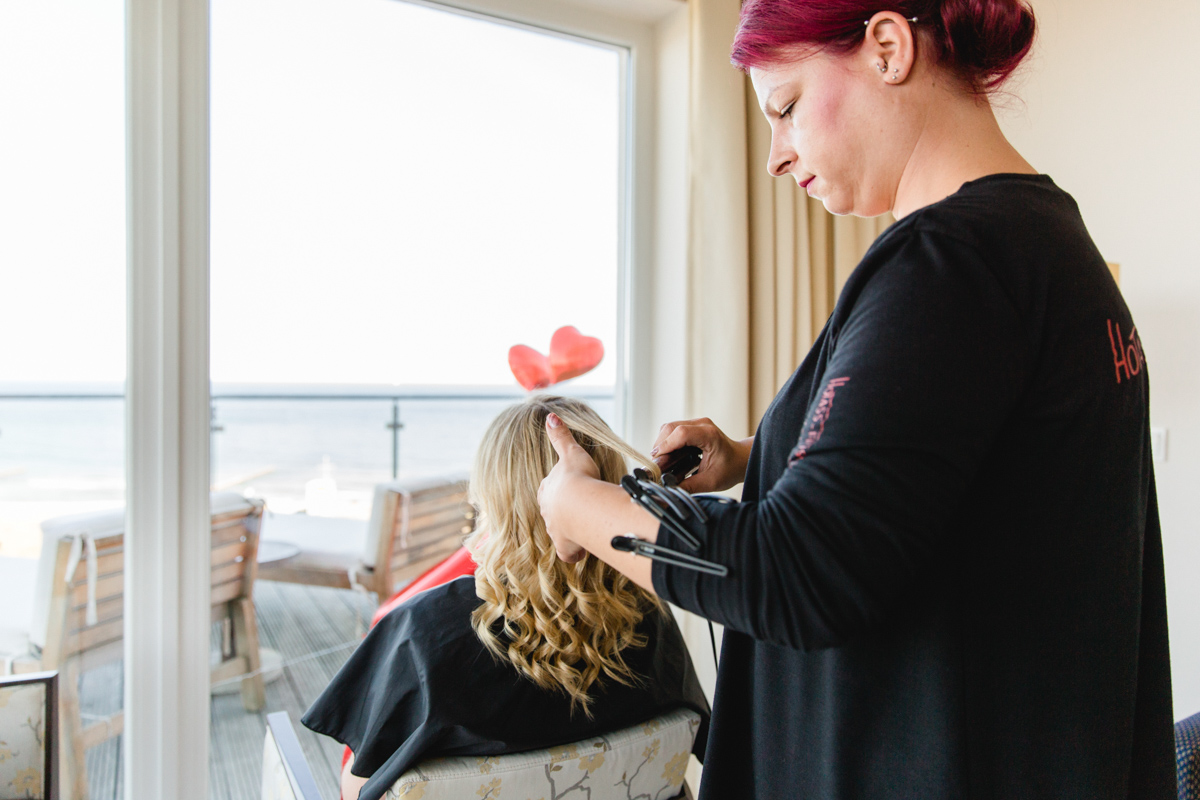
[301,576,711,800]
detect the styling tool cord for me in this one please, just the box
[709,620,719,668]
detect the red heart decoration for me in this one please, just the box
[508,327,605,391]
[548,326,604,383]
[508,345,554,391]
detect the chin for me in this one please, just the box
[820,196,855,217]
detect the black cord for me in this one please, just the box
[708,620,719,669]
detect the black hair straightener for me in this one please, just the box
[615,444,729,577]
[615,443,728,667]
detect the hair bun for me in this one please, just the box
[934,0,1037,91]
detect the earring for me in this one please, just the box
[878,62,888,73]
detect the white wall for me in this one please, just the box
[639,3,690,453]
[997,0,1200,720]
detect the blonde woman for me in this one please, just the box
[302,396,709,800]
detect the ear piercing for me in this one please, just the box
[865,15,919,25]
[878,62,888,72]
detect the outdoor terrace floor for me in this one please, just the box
[81,580,373,800]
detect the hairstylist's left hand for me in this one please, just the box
[539,412,600,563]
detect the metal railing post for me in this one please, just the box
[209,402,223,488]
[387,399,404,479]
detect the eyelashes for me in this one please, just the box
[780,101,795,120]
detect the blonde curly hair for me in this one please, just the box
[467,395,663,716]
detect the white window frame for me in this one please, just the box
[124,0,688,798]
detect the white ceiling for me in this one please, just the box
[554,0,684,24]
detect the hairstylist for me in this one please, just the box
[537,0,1176,797]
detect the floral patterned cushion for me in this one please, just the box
[0,681,49,800]
[386,707,700,800]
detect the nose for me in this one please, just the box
[767,128,796,178]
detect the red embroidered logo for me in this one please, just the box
[1107,319,1145,384]
[789,377,850,464]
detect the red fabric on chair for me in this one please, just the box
[342,546,477,797]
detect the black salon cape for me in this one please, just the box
[653,174,1176,799]
[301,576,710,800]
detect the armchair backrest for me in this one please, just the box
[262,712,326,800]
[386,707,701,800]
[262,708,698,800]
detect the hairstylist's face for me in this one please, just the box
[750,15,921,217]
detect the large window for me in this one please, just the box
[210,0,623,507]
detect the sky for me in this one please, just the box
[0,0,621,388]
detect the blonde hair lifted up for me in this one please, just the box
[468,395,662,716]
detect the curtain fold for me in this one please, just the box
[686,0,752,438]
[687,0,893,435]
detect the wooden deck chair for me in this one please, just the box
[257,475,475,606]
[14,493,266,800]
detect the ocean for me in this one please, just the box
[0,382,615,556]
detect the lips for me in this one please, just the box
[799,176,815,189]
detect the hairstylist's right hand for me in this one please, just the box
[651,418,754,493]
[539,412,601,564]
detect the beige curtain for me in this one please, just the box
[687,0,892,434]
[686,0,752,438]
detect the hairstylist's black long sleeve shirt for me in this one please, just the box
[653,174,1175,799]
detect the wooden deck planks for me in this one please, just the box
[70,579,373,800]
[251,581,372,800]
[79,660,122,800]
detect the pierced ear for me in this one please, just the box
[863,11,917,84]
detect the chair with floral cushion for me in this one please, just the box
[386,707,699,800]
[0,671,58,800]
[262,707,699,800]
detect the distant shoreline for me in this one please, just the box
[0,381,615,399]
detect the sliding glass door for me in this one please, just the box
[209,0,626,795]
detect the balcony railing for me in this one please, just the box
[0,388,615,483]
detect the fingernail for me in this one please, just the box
[547,413,560,428]
[650,447,659,456]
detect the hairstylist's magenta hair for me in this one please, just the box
[732,0,1036,93]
